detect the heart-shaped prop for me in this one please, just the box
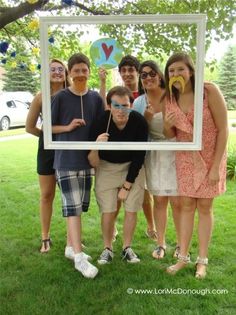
[90,38,123,69]
[101,43,113,60]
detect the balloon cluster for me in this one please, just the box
[0,13,57,71]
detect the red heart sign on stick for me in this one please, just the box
[102,43,113,60]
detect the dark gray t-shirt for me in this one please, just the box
[51,88,104,171]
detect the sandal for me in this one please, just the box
[166,254,190,275]
[152,245,166,259]
[173,245,180,258]
[195,257,208,279]
[146,229,158,241]
[40,238,52,253]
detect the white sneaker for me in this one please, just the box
[74,253,98,279]
[65,246,92,261]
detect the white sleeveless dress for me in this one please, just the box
[145,112,178,196]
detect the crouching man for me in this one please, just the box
[88,86,148,264]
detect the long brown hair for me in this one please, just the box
[164,52,195,101]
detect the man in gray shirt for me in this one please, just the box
[52,53,104,279]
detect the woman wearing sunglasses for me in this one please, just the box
[133,60,181,260]
[26,59,69,253]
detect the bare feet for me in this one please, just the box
[40,238,52,253]
[166,261,187,274]
[195,264,207,279]
[173,245,180,258]
[152,245,166,259]
[195,257,208,279]
[146,229,158,241]
[166,254,190,274]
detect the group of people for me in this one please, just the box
[26,51,228,280]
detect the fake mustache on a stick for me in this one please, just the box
[169,76,185,96]
[73,76,87,93]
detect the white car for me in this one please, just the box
[0,92,33,130]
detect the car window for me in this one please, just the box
[14,100,29,109]
[6,101,16,108]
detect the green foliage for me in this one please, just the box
[227,149,236,180]
[2,66,39,94]
[0,0,235,77]
[204,62,219,82]
[217,45,236,110]
[227,133,236,180]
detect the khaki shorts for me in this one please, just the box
[95,160,145,213]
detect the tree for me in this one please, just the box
[217,45,236,110]
[0,0,235,87]
[2,66,40,94]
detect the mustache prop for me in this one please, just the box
[169,76,185,95]
[73,76,87,93]
[72,76,87,120]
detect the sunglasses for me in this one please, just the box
[140,70,157,79]
[111,101,132,114]
[50,66,64,73]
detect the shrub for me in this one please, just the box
[227,148,236,180]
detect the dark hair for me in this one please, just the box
[50,58,70,87]
[138,60,165,94]
[118,55,140,72]
[164,52,195,101]
[67,53,90,71]
[106,86,133,105]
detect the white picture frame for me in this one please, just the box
[39,14,206,151]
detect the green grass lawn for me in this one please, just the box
[0,137,236,315]
[0,127,26,137]
[227,110,236,120]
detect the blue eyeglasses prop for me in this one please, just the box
[111,101,132,114]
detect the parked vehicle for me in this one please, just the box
[0,91,33,130]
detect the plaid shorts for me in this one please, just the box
[56,169,92,217]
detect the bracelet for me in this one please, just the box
[122,185,131,191]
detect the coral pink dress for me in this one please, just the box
[165,90,226,198]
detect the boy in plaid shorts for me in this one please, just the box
[51,53,104,278]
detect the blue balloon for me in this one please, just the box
[62,0,73,5]
[48,36,55,44]
[0,41,9,54]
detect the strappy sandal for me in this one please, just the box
[173,245,180,258]
[152,245,166,259]
[146,230,158,241]
[40,238,52,253]
[195,257,208,279]
[166,254,191,275]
